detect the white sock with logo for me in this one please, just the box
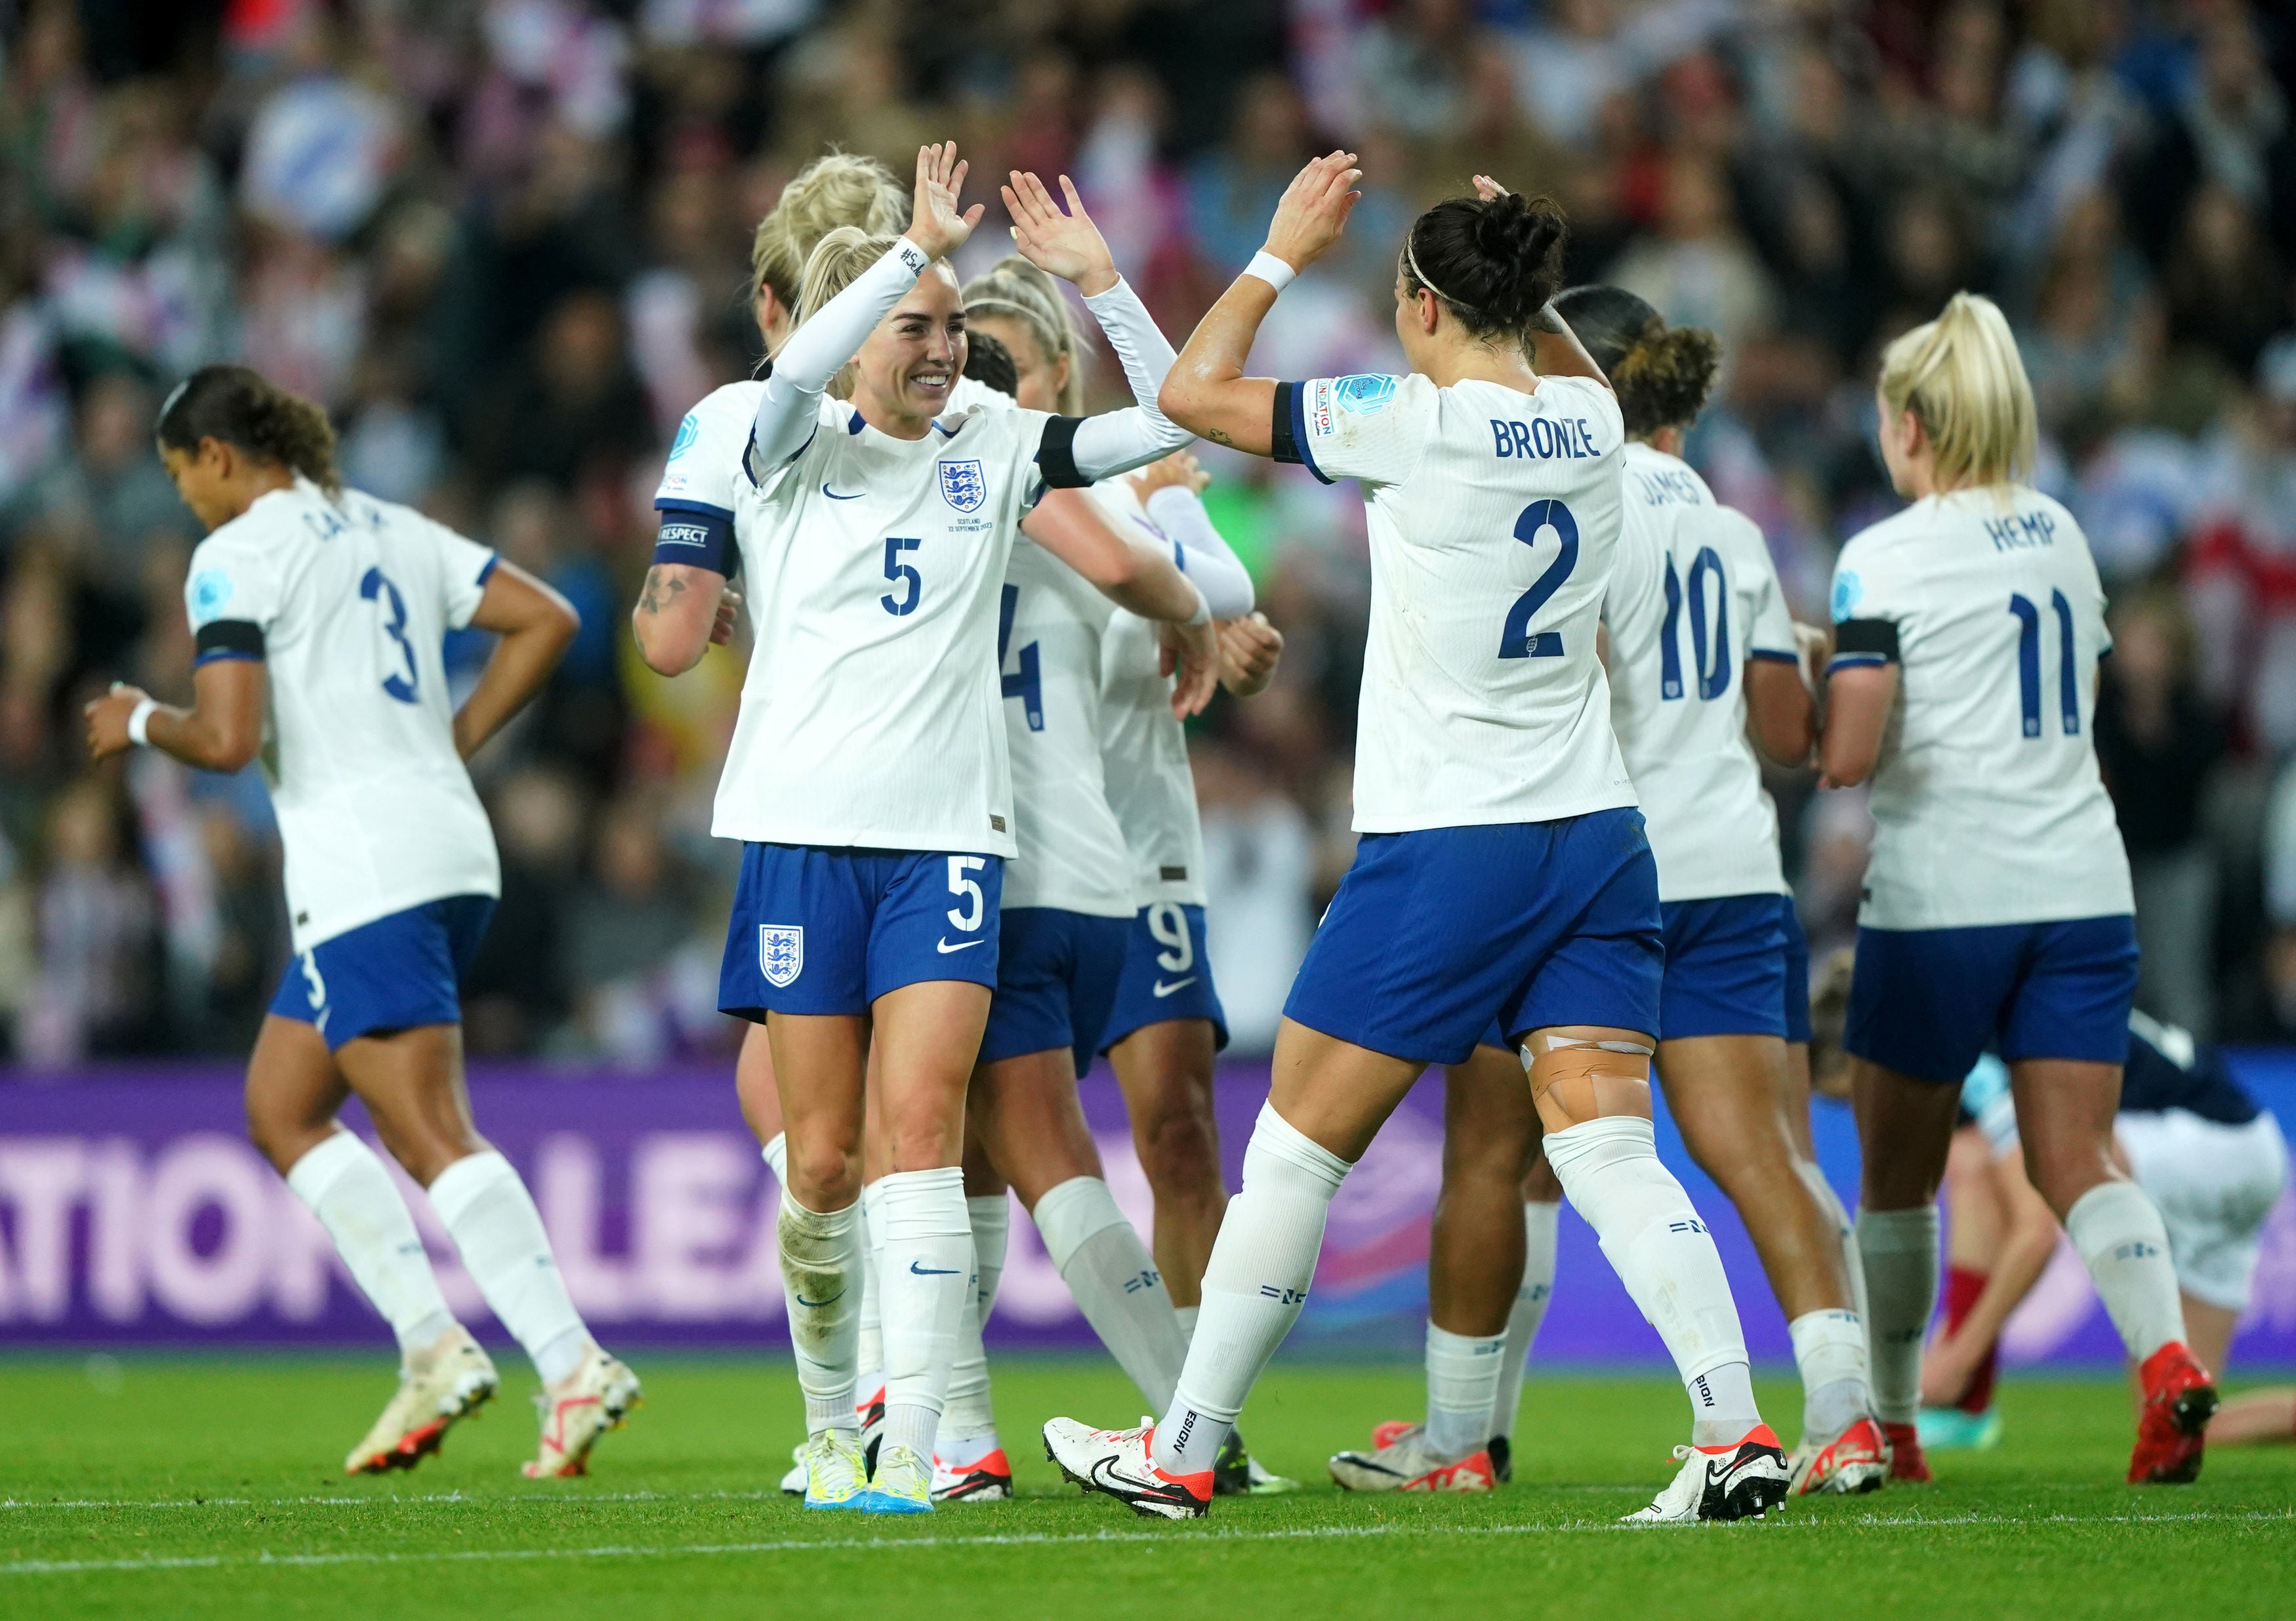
[1795,1157,1868,1328]
[856,1180,885,1403]
[968,1193,1010,1318]
[426,1150,592,1386]
[777,1188,861,1435]
[1788,1308,1872,1441]
[1035,1176,1190,1413]
[1152,1104,1349,1477]
[1544,1117,1758,1445]
[2064,1181,2186,1363]
[937,1209,1000,1457]
[1856,1206,1938,1426]
[285,1132,457,1359]
[1490,1199,1558,1444]
[1424,1324,1506,1459]
[872,1167,971,1463]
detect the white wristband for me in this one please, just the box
[1184,583,1213,629]
[127,697,158,748]
[1244,251,1296,294]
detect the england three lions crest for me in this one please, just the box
[939,459,987,513]
[758,925,803,987]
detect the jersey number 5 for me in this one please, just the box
[2009,590,2080,739]
[1499,499,1579,659]
[359,566,420,705]
[882,537,922,616]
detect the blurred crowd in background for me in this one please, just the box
[6,0,2296,1070]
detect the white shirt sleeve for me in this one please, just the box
[423,515,501,631]
[1732,514,1797,661]
[1145,485,1254,619]
[1057,276,1193,483]
[184,528,284,639]
[655,388,755,518]
[1281,374,1435,487]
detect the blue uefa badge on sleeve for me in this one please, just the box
[1831,570,1862,623]
[759,925,804,988]
[667,413,699,462]
[1333,375,1398,415]
[939,459,987,513]
[188,569,234,626]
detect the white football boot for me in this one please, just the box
[1329,1422,1498,1493]
[523,1345,642,1478]
[344,1324,497,1475]
[795,1429,870,1509]
[1042,1417,1213,1521]
[1622,1424,1791,1524]
[859,1443,935,1515]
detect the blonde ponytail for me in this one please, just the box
[1876,291,2037,492]
[752,152,907,309]
[793,228,902,399]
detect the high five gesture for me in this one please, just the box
[903,141,984,262]
[1002,172,1120,297]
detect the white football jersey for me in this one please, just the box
[1089,481,1208,908]
[182,477,500,953]
[1285,371,1636,831]
[998,526,1136,916]
[1601,442,1797,901]
[1829,486,2133,930]
[716,397,1059,857]
[655,380,764,532]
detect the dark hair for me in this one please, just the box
[156,364,341,494]
[962,329,1019,400]
[1400,191,1569,343]
[1549,284,1721,438]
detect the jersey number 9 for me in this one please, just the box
[1500,500,1580,659]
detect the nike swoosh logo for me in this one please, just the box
[794,1291,844,1308]
[909,1260,960,1276]
[823,484,864,499]
[937,937,985,953]
[1152,976,1197,998]
[1089,1454,1187,1503]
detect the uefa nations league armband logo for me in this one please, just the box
[668,412,699,462]
[939,459,987,513]
[759,926,804,988]
[1332,374,1397,415]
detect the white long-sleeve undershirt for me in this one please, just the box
[1144,486,1255,619]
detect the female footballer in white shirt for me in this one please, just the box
[1820,293,2217,1486]
[1045,155,1786,1524]
[687,144,1216,1515]
[86,365,637,1481]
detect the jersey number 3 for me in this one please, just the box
[1499,499,1579,659]
[359,566,420,705]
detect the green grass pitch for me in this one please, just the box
[5,1355,2293,1619]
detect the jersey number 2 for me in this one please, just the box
[2009,590,2080,738]
[1499,499,1579,659]
[359,566,420,705]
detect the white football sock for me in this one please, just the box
[285,1132,456,1359]
[1424,1324,1506,1458]
[426,1150,591,1385]
[1174,1304,1199,1343]
[760,1132,788,1185]
[1153,1103,1348,1476]
[1490,1199,1558,1442]
[1035,1176,1190,1412]
[777,1188,861,1435]
[857,1180,884,1397]
[1789,1308,1872,1441]
[968,1193,1010,1319]
[1796,1157,1869,1327]
[1544,1116,1757,1445]
[2064,1180,2186,1363]
[873,1166,970,1461]
[938,1201,1001,1452]
[1856,1206,1938,1426]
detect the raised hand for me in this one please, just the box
[1001,172,1118,296]
[1471,173,1509,203]
[1126,450,1210,502]
[1262,151,1361,276]
[904,142,983,262]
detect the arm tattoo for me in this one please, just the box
[1207,428,1235,447]
[637,567,688,617]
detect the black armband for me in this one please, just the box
[653,506,739,577]
[1270,382,1303,466]
[1035,415,1088,489]
[1828,618,1900,668]
[194,619,266,665]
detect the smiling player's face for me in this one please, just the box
[853,264,968,434]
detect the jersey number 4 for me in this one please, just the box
[359,566,420,705]
[997,585,1043,731]
[1659,547,1732,701]
[1499,499,1579,659]
[2009,590,2080,738]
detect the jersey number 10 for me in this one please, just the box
[2009,590,2080,739]
[1659,548,1732,702]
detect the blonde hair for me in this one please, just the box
[962,255,1087,415]
[1876,291,2037,491]
[795,228,903,400]
[752,152,907,309]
